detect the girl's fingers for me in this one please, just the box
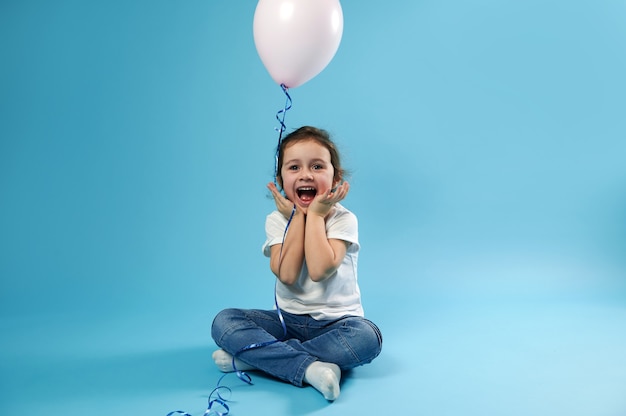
[268,183,284,202]
[327,182,348,202]
[268,182,279,194]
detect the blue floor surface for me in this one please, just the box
[2,259,625,415]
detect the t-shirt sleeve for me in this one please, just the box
[262,211,288,257]
[326,209,360,252]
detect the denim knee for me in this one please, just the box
[360,318,383,361]
[340,317,383,365]
[211,308,241,345]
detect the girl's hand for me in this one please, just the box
[267,182,298,219]
[308,181,350,218]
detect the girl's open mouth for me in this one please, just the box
[297,187,317,203]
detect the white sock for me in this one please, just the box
[304,361,341,401]
[212,349,255,373]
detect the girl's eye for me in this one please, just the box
[312,164,323,170]
[288,165,299,171]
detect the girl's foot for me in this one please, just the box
[212,349,255,372]
[304,361,341,401]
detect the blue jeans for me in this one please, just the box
[211,308,383,387]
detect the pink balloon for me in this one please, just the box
[253,0,344,88]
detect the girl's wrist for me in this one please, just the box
[282,204,298,220]
[307,205,330,218]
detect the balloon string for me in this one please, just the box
[230,203,293,381]
[274,84,292,187]
[166,204,296,416]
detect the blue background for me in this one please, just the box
[1,1,625,415]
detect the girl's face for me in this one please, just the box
[280,139,337,209]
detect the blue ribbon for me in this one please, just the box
[229,203,294,382]
[274,84,292,187]
[165,197,297,416]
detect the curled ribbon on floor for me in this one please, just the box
[165,379,232,416]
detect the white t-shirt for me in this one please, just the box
[262,203,364,320]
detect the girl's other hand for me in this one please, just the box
[308,181,350,218]
[267,182,298,219]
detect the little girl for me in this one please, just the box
[211,126,382,401]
